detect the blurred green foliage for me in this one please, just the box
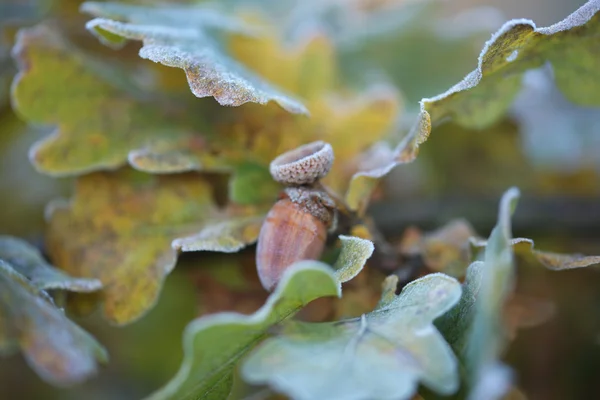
[1,0,600,399]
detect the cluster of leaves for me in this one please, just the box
[0,236,106,386]
[1,0,600,399]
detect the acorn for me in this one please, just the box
[256,141,336,291]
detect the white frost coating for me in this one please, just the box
[345,110,429,211]
[87,18,199,41]
[270,141,334,185]
[171,217,262,253]
[468,363,513,400]
[242,271,462,400]
[421,18,534,106]
[146,262,340,400]
[471,236,600,271]
[81,1,257,36]
[345,141,399,191]
[421,0,600,108]
[413,325,436,337]
[333,235,374,287]
[491,187,520,245]
[346,0,600,211]
[0,236,103,292]
[127,148,203,173]
[376,272,461,315]
[538,0,600,34]
[29,127,125,177]
[84,8,309,114]
[506,50,518,62]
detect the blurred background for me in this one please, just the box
[0,0,598,399]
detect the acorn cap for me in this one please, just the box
[269,141,334,185]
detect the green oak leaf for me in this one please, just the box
[147,235,373,400]
[436,188,520,399]
[434,188,600,400]
[146,262,340,400]
[11,24,212,176]
[82,1,307,114]
[0,0,41,107]
[344,114,430,213]
[10,21,395,206]
[515,240,600,270]
[81,3,399,199]
[172,215,264,253]
[172,207,373,260]
[466,187,519,392]
[9,23,293,184]
[242,272,461,400]
[0,260,108,387]
[420,0,600,128]
[471,237,600,272]
[435,262,484,366]
[226,0,493,105]
[345,0,600,212]
[45,168,219,325]
[0,236,101,292]
[332,235,375,284]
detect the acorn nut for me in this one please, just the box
[256,141,337,291]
